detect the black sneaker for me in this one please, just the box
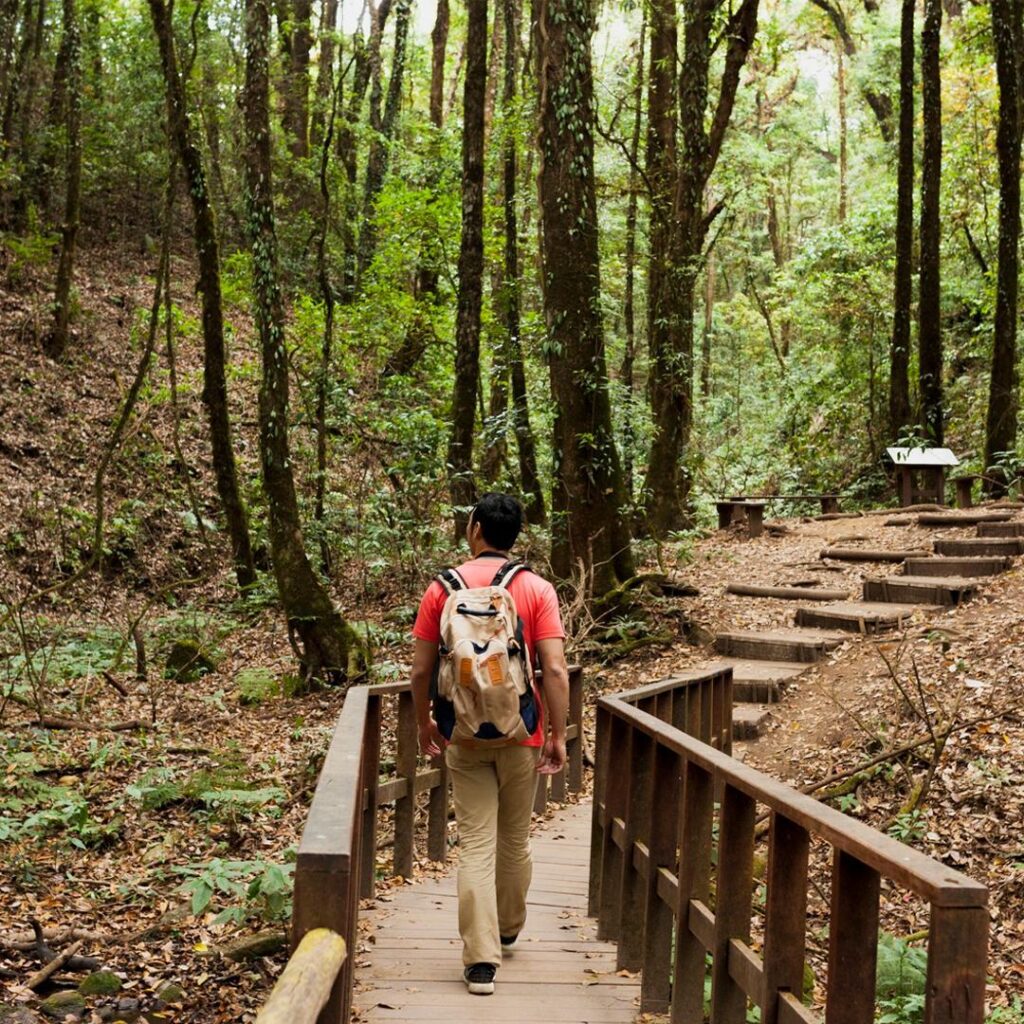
[500,933,519,953]
[464,962,496,995]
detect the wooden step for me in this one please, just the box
[820,547,930,562]
[903,555,1014,577]
[862,575,980,606]
[917,511,1015,526]
[933,537,1024,558]
[794,601,917,633]
[716,658,808,704]
[725,583,849,601]
[976,521,1024,538]
[733,705,772,741]
[714,628,846,663]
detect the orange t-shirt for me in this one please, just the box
[412,555,565,747]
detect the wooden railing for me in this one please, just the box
[278,666,585,1024]
[590,665,988,1024]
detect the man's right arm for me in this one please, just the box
[410,637,445,758]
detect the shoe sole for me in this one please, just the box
[500,941,517,954]
[466,981,495,995]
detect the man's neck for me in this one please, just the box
[470,546,510,559]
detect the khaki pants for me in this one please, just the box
[445,742,540,966]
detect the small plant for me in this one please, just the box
[888,809,927,843]
[175,857,295,925]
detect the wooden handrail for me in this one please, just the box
[283,664,586,1024]
[590,672,988,1024]
[256,929,347,1024]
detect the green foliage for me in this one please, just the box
[888,809,927,843]
[876,932,929,1000]
[175,856,295,925]
[235,667,280,706]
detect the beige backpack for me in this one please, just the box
[431,561,539,745]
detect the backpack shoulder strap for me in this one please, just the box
[437,568,468,596]
[490,560,531,589]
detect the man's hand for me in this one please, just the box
[418,719,447,759]
[537,735,566,775]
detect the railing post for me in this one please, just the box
[597,712,630,941]
[924,905,988,1024]
[672,760,714,1024]
[825,850,880,1024]
[761,812,809,1024]
[616,728,651,971]
[426,757,449,863]
[393,690,417,879]
[360,693,382,898]
[700,677,712,744]
[640,743,680,1013]
[588,701,610,918]
[567,665,584,793]
[710,783,756,1024]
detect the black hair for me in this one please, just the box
[471,493,524,551]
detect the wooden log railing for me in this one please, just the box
[590,667,988,1024]
[277,666,585,1024]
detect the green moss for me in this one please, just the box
[236,667,279,706]
[79,970,122,996]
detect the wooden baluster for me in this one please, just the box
[924,905,988,1024]
[589,702,610,917]
[712,673,725,750]
[710,784,756,1024]
[567,666,584,793]
[825,850,880,1024]
[700,679,712,745]
[359,693,382,898]
[685,680,701,740]
[672,683,688,732]
[598,713,630,941]
[762,813,809,1024]
[426,757,449,863]
[617,728,651,970]
[721,669,734,756]
[656,688,674,724]
[641,742,680,1013]
[672,760,714,1024]
[393,691,417,880]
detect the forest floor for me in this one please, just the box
[1,249,1022,1020]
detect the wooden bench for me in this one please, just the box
[716,500,765,538]
[952,474,980,508]
[729,493,841,515]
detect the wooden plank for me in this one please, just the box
[710,784,756,1024]
[917,511,1013,526]
[825,850,880,1024]
[728,938,765,1004]
[924,905,988,1024]
[714,629,846,663]
[863,576,978,606]
[762,813,809,1024]
[257,928,347,1024]
[360,695,382,899]
[903,555,1013,577]
[598,716,629,941]
[793,601,917,633]
[934,536,1024,557]
[778,993,820,1024]
[820,546,930,562]
[616,729,651,970]
[977,520,1024,537]
[393,691,417,880]
[727,583,849,601]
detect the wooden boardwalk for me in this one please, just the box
[353,801,641,1023]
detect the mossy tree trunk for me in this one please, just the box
[535,0,634,596]
[447,0,487,536]
[43,0,79,361]
[148,0,257,591]
[984,0,1023,494]
[242,0,365,685]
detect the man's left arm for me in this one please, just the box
[410,638,445,758]
[535,637,569,774]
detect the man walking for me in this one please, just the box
[410,493,569,995]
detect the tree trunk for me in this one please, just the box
[311,0,339,151]
[148,0,257,590]
[42,0,78,362]
[621,13,645,498]
[918,0,943,444]
[447,0,487,536]
[282,0,312,157]
[984,0,1023,494]
[889,0,914,440]
[643,0,759,536]
[357,0,410,281]
[837,41,848,222]
[1,0,37,156]
[384,0,449,377]
[535,0,634,594]
[502,0,543,523]
[242,0,364,685]
[700,248,715,396]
